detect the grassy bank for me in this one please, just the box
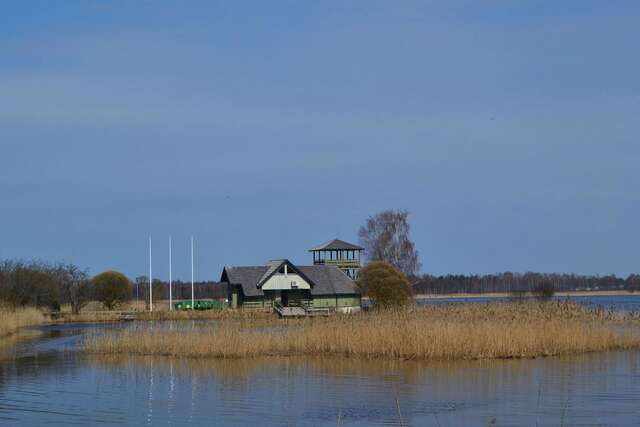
[50,302,267,323]
[0,308,47,338]
[53,311,130,323]
[85,301,640,361]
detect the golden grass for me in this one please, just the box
[58,300,148,314]
[0,308,47,337]
[85,301,640,361]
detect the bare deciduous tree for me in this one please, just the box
[358,209,421,278]
[627,274,640,293]
[54,263,90,314]
[0,260,60,309]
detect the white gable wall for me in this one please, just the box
[261,273,311,290]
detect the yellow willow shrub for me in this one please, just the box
[85,301,640,361]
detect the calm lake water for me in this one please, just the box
[418,294,640,314]
[1,296,640,426]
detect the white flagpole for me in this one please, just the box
[149,236,153,312]
[191,236,194,310]
[169,236,173,311]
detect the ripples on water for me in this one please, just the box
[0,299,640,426]
[417,294,640,315]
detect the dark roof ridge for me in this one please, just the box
[308,238,364,252]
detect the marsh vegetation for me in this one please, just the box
[0,308,47,337]
[85,301,640,361]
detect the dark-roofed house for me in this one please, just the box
[221,259,361,312]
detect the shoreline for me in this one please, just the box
[3,290,637,337]
[414,290,637,300]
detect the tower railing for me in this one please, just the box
[314,259,361,268]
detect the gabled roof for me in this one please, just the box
[309,238,364,252]
[221,266,268,297]
[256,259,316,289]
[297,265,359,294]
[221,262,360,297]
[258,259,286,285]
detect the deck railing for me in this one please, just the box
[286,299,311,309]
[315,259,361,268]
[242,300,269,310]
[273,301,284,315]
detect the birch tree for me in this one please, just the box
[358,209,421,278]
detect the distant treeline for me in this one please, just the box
[133,278,225,301]
[3,258,639,311]
[0,260,229,312]
[0,260,89,312]
[413,272,640,295]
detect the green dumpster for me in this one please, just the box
[174,300,224,311]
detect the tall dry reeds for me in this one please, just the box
[0,308,47,337]
[85,301,640,361]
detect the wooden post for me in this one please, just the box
[232,290,238,309]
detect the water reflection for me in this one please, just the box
[87,353,640,426]
[0,324,639,426]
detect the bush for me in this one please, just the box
[533,280,555,301]
[358,261,413,308]
[509,289,528,302]
[136,277,166,310]
[92,271,132,310]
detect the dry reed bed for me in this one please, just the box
[85,302,640,361]
[0,308,47,337]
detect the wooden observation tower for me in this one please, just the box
[309,239,364,279]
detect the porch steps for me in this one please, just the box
[274,305,307,317]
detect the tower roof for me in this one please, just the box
[308,238,364,252]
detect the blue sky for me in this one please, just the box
[1,1,639,280]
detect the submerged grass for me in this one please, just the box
[85,301,640,361]
[0,308,47,338]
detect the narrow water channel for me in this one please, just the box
[1,322,639,426]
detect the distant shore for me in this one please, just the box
[414,290,637,300]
